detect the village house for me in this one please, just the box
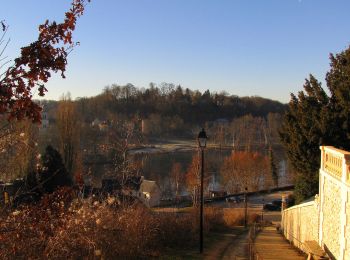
[100,176,161,208]
[0,179,25,205]
[138,179,161,207]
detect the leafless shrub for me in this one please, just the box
[0,188,197,259]
[0,188,261,259]
[223,208,260,227]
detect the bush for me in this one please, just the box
[0,189,262,258]
[0,189,198,258]
[40,145,72,193]
[223,208,260,227]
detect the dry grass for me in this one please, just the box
[0,190,261,259]
[223,208,261,227]
[0,188,197,259]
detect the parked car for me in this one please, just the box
[263,202,281,211]
[272,199,282,207]
[226,195,244,203]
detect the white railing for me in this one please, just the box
[320,146,350,185]
[281,200,319,252]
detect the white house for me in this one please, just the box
[138,179,161,207]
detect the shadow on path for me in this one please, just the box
[204,227,249,260]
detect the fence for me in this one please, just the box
[248,222,263,260]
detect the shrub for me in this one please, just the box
[40,145,72,193]
[222,208,260,227]
[0,189,199,258]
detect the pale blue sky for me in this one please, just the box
[1,0,350,103]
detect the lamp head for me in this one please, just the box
[197,128,207,148]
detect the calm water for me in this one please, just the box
[86,147,292,195]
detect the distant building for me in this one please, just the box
[91,119,110,131]
[95,176,161,208]
[91,118,101,127]
[214,118,229,125]
[40,105,49,130]
[209,190,227,198]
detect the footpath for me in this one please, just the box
[253,226,306,259]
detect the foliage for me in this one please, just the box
[40,145,71,193]
[221,151,269,193]
[0,0,88,123]
[280,45,350,202]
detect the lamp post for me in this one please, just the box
[197,128,207,254]
[244,187,248,228]
[261,197,265,222]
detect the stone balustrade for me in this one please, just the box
[320,146,350,184]
[282,146,350,260]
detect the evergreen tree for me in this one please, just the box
[326,47,350,144]
[269,146,278,188]
[40,145,72,193]
[280,46,350,203]
[25,170,39,192]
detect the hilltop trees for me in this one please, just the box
[280,46,350,202]
[81,83,286,131]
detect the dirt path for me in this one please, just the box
[203,227,249,260]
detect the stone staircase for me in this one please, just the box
[252,226,306,259]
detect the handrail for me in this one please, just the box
[248,222,264,260]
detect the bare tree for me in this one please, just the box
[56,93,80,178]
[185,153,209,207]
[221,151,269,193]
[170,162,184,198]
[108,119,142,186]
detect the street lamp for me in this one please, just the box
[261,197,265,222]
[197,128,207,254]
[244,187,248,228]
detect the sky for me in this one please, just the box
[1,0,350,103]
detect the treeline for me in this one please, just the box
[74,83,287,125]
